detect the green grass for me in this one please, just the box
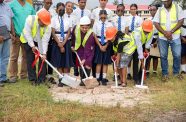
[0,75,186,121]
[1,49,186,121]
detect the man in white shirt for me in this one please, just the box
[73,0,91,23]
[91,0,114,25]
[153,0,184,81]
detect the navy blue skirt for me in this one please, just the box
[51,41,74,68]
[181,43,186,56]
[94,43,113,65]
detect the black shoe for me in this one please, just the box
[127,74,132,80]
[1,79,9,83]
[48,77,56,84]
[146,72,150,78]
[58,78,63,87]
[101,79,107,86]
[0,83,4,87]
[35,80,41,86]
[79,81,85,86]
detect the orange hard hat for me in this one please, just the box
[37,9,51,26]
[106,27,118,41]
[142,20,153,32]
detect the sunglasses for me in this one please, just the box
[100,17,107,20]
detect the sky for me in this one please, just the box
[52,0,154,9]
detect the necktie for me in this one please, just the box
[60,17,64,40]
[101,23,105,45]
[118,16,121,31]
[81,10,84,17]
[131,16,135,32]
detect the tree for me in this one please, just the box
[113,0,119,5]
[152,0,186,9]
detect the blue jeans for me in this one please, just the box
[158,38,181,76]
[0,39,11,82]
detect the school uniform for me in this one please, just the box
[93,20,113,64]
[181,19,186,57]
[91,7,114,22]
[72,7,91,23]
[71,25,96,81]
[51,15,73,68]
[112,15,129,33]
[127,15,143,81]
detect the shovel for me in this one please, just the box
[75,51,99,89]
[111,56,123,89]
[136,52,149,89]
[38,51,81,88]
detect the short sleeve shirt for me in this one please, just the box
[9,0,36,36]
[51,15,71,41]
[127,15,143,32]
[0,2,14,31]
[112,15,129,33]
[72,8,91,23]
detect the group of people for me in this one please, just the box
[0,0,185,88]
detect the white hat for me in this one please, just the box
[80,16,91,25]
[162,0,168,1]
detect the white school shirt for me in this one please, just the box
[72,7,91,23]
[153,3,184,40]
[127,15,143,32]
[51,15,72,42]
[148,17,158,38]
[93,20,113,43]
[64,13,77,28]
[91,7,114,22]
[111,15,129,33]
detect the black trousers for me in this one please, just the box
[24,43,46,82]
[46,37,53,75]
[72,52,79,76]
[132,50,139,83]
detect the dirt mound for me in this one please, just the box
[50,83,151,108]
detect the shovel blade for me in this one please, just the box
[82,76,99,89]
[135,85,148,89]
[60,74,81,88]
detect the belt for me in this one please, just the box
[182,25,186,29]
[55,31,68,34]
[97,36,106,39]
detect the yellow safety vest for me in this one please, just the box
[113,34,137,55]
[159,3,180,37]
[132,27,153,45]
[74,25,93,50]
[20,15,48,43]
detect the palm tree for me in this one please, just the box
[113,0,119,5]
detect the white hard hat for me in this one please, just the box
[80,16,91,25]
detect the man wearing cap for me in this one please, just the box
[132,20,154,85]
[154,0,184,81]
[20,9,52,85]
[71,16,96,85]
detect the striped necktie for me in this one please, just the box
[131,16,135,32]
[60,17,64,40]
[118,16,121,31]
[81,10,84,17]
[101,23,105,45]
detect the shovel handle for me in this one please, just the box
[75,51,88,78]
[111,58,118,87]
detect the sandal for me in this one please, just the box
[121,82,127,87]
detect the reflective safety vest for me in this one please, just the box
[132,27,153,45]
[159,3,180,37]
[113,34,137,55]
[74,25,93,50]
[20,15,48,43]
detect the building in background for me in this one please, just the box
[106,4,150,20]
